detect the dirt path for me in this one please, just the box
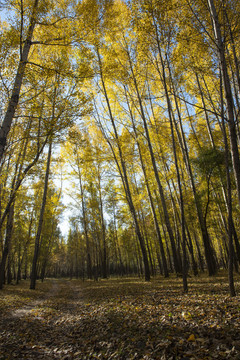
[0,279,83,359]
[12,280,60,320]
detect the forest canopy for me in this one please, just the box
[0,0,240,295]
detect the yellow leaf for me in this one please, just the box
[187,334,196,342]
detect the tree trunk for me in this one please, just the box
[76,154,92,279]
[220,70,236,296]
[97,167,107,279]
[30,141,52,290]
[0,0,39,164]
[0,203,14,289]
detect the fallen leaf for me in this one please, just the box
[187,334,196,342]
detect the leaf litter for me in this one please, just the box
[0,273,239,359]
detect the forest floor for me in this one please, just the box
[0,273,240,360]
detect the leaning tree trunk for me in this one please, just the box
[0,0,39,165]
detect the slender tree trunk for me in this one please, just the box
[113,206,124,275]
[16,243,22,284]
[0,202,14,289]
[185,223,198,276]
[30,141,52,290]
[76,154,92,279]
[7,254,13,284]
[97,167,107,279]
[141,217,155,276]
[169,110,188,292]
[40,221,56,282]
[220,70,236,296]
[16,211,34,284]
[233,224,240,264]
[154,193,174,273]
[192,231,204,272]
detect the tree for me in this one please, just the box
[30,139,52,289]
[0,0,39,163]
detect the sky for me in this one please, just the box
[0,7,13,22]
